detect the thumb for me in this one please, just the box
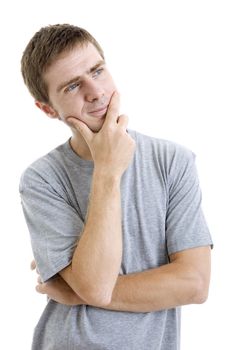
[67,117,93,143]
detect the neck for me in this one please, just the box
[70,132,93,161]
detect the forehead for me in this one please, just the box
[44,43,103,91]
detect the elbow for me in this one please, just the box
[194,288,209,305]
[78,284,113,307]
[191,278,209,304]
[60,265,114,306]
[83,290,112,307]
[69,270,115,307]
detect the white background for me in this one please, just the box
[0,0,232,348]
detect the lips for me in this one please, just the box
[88,105,108,118]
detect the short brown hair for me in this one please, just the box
[21,24,105,103]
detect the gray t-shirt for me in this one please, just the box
[19,130,212,350]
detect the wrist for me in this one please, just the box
[93,167,122,187]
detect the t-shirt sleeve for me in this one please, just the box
[19,166,84,282]
[165,146,213,255]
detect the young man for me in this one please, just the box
[20,24,213,350]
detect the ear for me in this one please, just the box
[35,101,59,119]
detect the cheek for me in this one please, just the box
[59,98,84,119]
[106,75,117,91]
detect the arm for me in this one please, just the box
[59,172,122,306]
[35,246,211,312]
[107,246,211,312]
[58,92,135,306]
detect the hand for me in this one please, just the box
[31,260,84,306]
[67,92,136,178]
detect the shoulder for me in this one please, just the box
[19,141,69,193]
[128,129,196,168]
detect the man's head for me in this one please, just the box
[21,24,105,104]
[21,24,116,132]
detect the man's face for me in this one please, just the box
[43,43,117,132]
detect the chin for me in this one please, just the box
[91,126,103,133]
[90,120,105,133]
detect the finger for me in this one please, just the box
[37,275,42,284]
[31,260,40,274]
[104,91,120,125]
[30,260,36,270]
[36,283,46,294]
[117,114,128,130]
[67,117,93,143]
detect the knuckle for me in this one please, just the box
[36,284,42,293]
[121,115,128,123]
[105,124,115,134]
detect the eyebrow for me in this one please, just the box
[56,60,105,93]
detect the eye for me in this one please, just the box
[92,67,104,78]
[65,82,80,93]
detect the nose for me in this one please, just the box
[84,78,104,102]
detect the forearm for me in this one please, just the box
[105,264,197,312]
[61,169,122,305]
[38,263,192,311]
[103,247,210,313]
[52,262,205,312]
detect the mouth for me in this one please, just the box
[88,105,108,118]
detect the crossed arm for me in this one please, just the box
[34,245,211,313]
